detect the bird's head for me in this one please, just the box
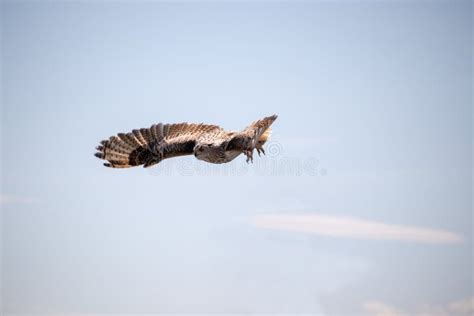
[193,142,221,162]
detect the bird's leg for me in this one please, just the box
[255,138,266,157]
[244,149,254,163]
[243,138,258,163]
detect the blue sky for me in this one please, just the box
[1,1,472,315]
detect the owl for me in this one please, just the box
[94,115,278,168]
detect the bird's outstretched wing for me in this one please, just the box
[226,115,278,155]
[95,123,223,168]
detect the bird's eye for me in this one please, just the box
[199,147,204,152]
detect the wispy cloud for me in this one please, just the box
[364,296,474,316]
[364,301,403,316]
[0,194,37,205]
[250,214,462,244]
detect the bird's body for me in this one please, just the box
[94,115,277,168]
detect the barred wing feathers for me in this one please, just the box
[95,123,223,168]
[227,115,278,151]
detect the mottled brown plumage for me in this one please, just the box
[94,115,278,168]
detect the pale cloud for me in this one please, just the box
[363,296,474,316]
[364,301,404,316]
[250,214,463,244]
[0,194,37,204]
[448,297,474,314]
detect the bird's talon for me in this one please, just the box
[244,149,254,163]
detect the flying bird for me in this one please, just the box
[94,115,278,168]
